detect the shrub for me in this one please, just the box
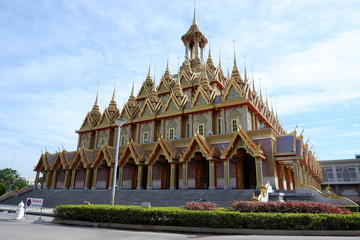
[184,201,218,211]
[54,205,360,230]
[230,201,352,215]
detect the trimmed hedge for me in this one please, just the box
[54,205,360,230]
[345,206,360,213]
[231,201,352,214]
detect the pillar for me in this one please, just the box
[91,168,98,189]
[45,171,52,189]
[69,169,76,189]
[223,158,230,189]
[292,160,301,186]
[136,165,143,189]
[147,165,153,189]
[108,166,114,189]
[255,157,264,188]
[34,171,40,188]
[117,166,124,189]
[84,168,92,189]
[182,162,188,189]
[50,170,57,189]
[169,163,176,190]
[208,160,216,189]
[63,169,70,189]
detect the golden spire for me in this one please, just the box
[173,72,184,97]
[192,0,197,26]
[145,57,153,85]
[251,68,256,93]
[231,40,243,84]
[218,48,222,68]
[90,88,100,117]
[163,58,172,81]
[127,70,137,108]
[259,78,263,101]
[131,72,135,97]
[108,83,117,112]
[206,45,214,68]
[200,63,211,91]
[243,55,248,83]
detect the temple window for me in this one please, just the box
[120,135,126,146]
[168,128,175,140]
[186,122,190,138]
[143,131,150,143]
[231,118,239,132]
[99,137,106,147]
[82,141,88,148]
[197,123,205,136]
[217,117,222,134]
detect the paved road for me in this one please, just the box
[0,212,357,240]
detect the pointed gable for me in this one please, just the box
[222,78,245,101]
[221,124,265,159]
[119,140,146,166]
[180,133,217,161]
[92,146,115,168]
[34,154,49,171]
[146,138,178,164]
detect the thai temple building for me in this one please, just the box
[33,10,323,193]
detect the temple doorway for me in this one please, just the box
[122,158,138,189]
[229,148,256,189]
[189,151,209,189]
[96,160,110,189]
[152,155,170,189]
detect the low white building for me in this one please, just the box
[320,154,360,203]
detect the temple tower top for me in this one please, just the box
[181,5,208,64]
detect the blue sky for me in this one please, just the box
[0,0,359,177]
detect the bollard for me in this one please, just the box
[13,201,25,220]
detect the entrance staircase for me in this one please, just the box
[0,188,255,208]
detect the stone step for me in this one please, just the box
[1,189,255,208]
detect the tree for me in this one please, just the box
[0,168,21,191]
[12,178,28,191]
[0,183,6,196]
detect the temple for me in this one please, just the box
[33,10,323,192]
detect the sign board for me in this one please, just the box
[26,198,44,209]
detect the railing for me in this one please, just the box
[0,185,33,202]
[296,183,359,206]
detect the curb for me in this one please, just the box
[53,219,360,236]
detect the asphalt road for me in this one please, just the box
[0,212,357,240]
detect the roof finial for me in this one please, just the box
[192,0,197,25]
[148,56,152,77]
[233,39,237,67]
[96,81,100,105]
[227,57,230,78]
[131,70,135,97]
[251,67,256,92]
[112,81,116,101]
[244,55,248,82]
[153,63,156,87]
[218,48,222,68]
[259,78,263,101]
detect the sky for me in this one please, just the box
[0,0,359,177]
